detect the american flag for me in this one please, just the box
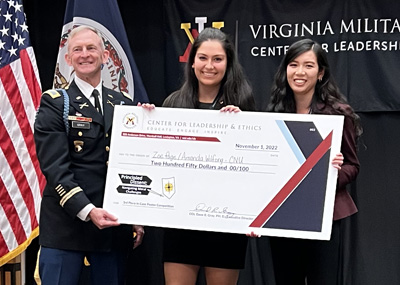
[0,0,44,266]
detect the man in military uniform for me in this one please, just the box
[34,25,144,284]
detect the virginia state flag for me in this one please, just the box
[53,0,148,103]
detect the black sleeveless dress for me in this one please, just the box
[162,101,248,269]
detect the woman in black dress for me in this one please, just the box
[162,27,255,285]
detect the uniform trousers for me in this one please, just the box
[39,246,127,285]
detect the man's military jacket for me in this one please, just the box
[34,80,133,252]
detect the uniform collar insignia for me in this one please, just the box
[107,100,115,107]
[79,102,89,109]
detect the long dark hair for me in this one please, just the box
[268,39,362,137]
[163,28,254,111]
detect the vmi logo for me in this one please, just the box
[123,113,138,128]
[179,17,224,62]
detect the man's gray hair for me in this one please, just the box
[68,25,105,50]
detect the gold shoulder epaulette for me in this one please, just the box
[122,91,132,101]
[43,89,61,99]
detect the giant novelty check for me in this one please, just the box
[103,106,344,240]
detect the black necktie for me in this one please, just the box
[92,89,102,115]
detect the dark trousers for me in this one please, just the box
[270,220,342,285]
[39,246,127,285]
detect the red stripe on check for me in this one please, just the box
[249,131,333,228]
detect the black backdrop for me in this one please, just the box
[22,0,400,284]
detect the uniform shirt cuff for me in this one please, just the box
[77,204,95,221]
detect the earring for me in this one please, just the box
[318,77,322,82]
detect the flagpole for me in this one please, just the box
[21,252,26,285]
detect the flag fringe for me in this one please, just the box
[0,226,39,267]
